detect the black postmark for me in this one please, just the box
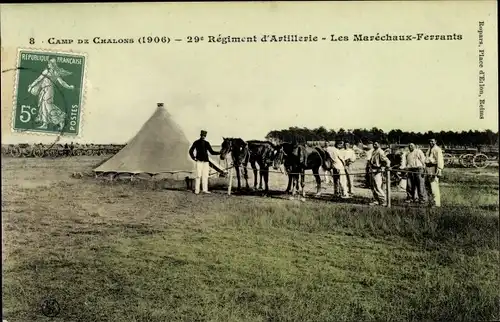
[40,297,61,317]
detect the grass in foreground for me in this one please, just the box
[2,166,499,322]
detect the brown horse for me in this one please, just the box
[246,140,282,192]
[274,142,332,198]
[219,138,283,192]
[219,137,250,191]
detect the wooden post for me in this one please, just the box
[385,168,391,208]
[227,167,233,195]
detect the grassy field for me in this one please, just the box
[2,156,499,321]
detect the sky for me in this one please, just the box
[1,2,498,145]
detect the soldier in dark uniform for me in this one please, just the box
[189,130,220,194]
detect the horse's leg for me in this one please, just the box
[244,163,250,190]
[313,167,321,196]
[285,172,292,193]
[256,162,262,190]
[258,166,264,190]
[295,171,300,195]
[251,161,258,190]
[235,165,241,190]
[292,173,300,198]
[290,173,296,197]
[258,161,265,190]
[260,166,268,192]
[301,170,306,199]
[263,167,270,192]
[295,174,300,197]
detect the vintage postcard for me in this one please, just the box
[1,2,498,322]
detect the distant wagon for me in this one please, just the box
[441,145,497,169]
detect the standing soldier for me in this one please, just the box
[189,130,220,194]
[364,141,374,188]
[425,138,444,207]
[402,143,427,203]
[343,141,357,196]
[320,141,334,184]
[368,141,391,206]
[326,140,349,198]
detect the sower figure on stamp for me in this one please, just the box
[27,57,75,130]
[425,139,444,207]
[402,143,427,204]
[368,141,391,206]
[189,130,220,194]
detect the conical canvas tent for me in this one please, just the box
[93,103,195,178]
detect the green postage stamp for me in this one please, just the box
[12,49,87,136]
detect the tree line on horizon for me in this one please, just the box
[265,127,499,147]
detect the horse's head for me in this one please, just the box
[219,137,232,161]
[220,137,231,160]
[387,152,403,169]
[260,145,280,170]
[220,138,248,163]
[272,145,287,170]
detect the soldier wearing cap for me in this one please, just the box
[189,130,220,194]
[401,143,427,204]
[325,140,349,198]
[343,141,357,195]
[320,141,334,184]
[424,138,444,207]
[363,140,374,188]
[368,140,391,206]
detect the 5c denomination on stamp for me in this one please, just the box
[12,49,87,136]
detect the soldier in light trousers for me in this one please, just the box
[368,141,391,206]
[343,141,357,195]
[425,138,444,207]
[189,130,220,194]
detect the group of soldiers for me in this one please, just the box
[320,140,358,199]
[189,130,445,207]
[396,139,444,207]
[321,139,444,207]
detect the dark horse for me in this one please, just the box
[274,142,332,198]
[219,138,282,192]
[220,138,250,191]
[247,140,282,192]
[386,150,405,185]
